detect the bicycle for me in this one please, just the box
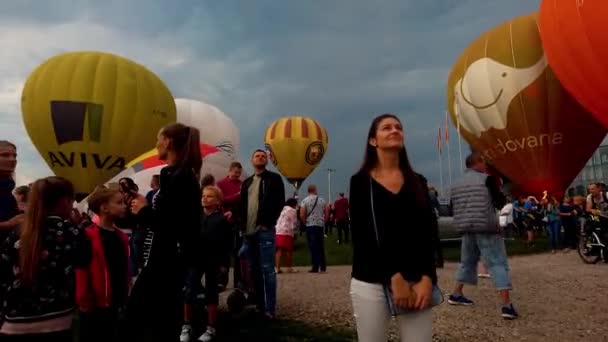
[577,215,608,264]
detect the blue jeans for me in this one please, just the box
[242,230,277,315]
[547,220,561,250]
[306,226,326,272]
[456,234,512,290]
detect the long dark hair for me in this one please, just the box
[20,176,74,285]
[360,113,428,208]
[200,173,215,190]
[119,177,139,194]
[161,123,203,178]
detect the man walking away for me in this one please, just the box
[334,192,349,244]
[300,185,329,273]
[448,152,518,320]
[237,150,285,319]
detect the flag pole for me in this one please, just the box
[454,97,464,175]
[445,111,453,190]
[438,126,444,195]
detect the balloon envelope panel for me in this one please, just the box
[539,0,608,128]
[447,14,606,195]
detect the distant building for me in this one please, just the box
[567,136,608,196]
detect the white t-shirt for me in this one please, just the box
[499,203,513,227]
[587,193,608,217]
[300,195,327,227]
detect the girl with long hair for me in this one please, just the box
[349,114,438,341]
[0,177,90,341]
[124,123,202,341]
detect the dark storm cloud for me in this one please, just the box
[0,0,540,197]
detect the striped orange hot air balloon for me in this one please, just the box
[264,116,329,190]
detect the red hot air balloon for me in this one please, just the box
[539,0,608,127]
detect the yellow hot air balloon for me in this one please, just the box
[21,51,176,196]
[264,116,329,190]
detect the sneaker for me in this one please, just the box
[180,325,192,342]
[501,304,519,320]
[198,327,217,342]
[478,273,491,278]
[447,294,474,306]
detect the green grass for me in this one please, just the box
[291,231,551,267]
[216,311,355,341]
[291,232,353,267]
[442,237,550,261]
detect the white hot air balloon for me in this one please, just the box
[100,98,241,195]
[176,98,240,181]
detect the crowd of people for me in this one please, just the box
[0,123,357,342]
[3,114,600,341]
[494,183,608,254]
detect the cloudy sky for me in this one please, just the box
[0,0,540,199]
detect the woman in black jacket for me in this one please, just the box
[125,123,202,342]
[349,114,438,342]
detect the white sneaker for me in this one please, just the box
[180,325,192,342]
[198,327,217,342]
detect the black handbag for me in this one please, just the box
[369,178,444,316]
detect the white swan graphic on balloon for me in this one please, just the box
[453,55,547,137]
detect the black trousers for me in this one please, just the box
[79,307,123,342]
[324,222,333,235]
[306,226,327,272]
[562,219,578,249]
[0,330,72,342]
[123,265,184,342]
[232,232,243,288]
[336,219,350,243]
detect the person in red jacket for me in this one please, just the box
[333,193,350,244]
[216,161,244,288]
[76,188,129,342]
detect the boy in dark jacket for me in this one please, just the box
[181,185,232,342]
[77,188,129,342]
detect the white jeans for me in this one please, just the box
[350,278,433,342]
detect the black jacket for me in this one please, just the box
[349,171,437,285]
[136,165,201,268]
[198,210,232,267]
[124,165,201,341]
[238,170,285,230]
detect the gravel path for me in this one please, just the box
[273,252,608,341]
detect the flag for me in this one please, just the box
[445,111,450,142]
[437,126,442,154]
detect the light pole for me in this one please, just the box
[327,168,336,203]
